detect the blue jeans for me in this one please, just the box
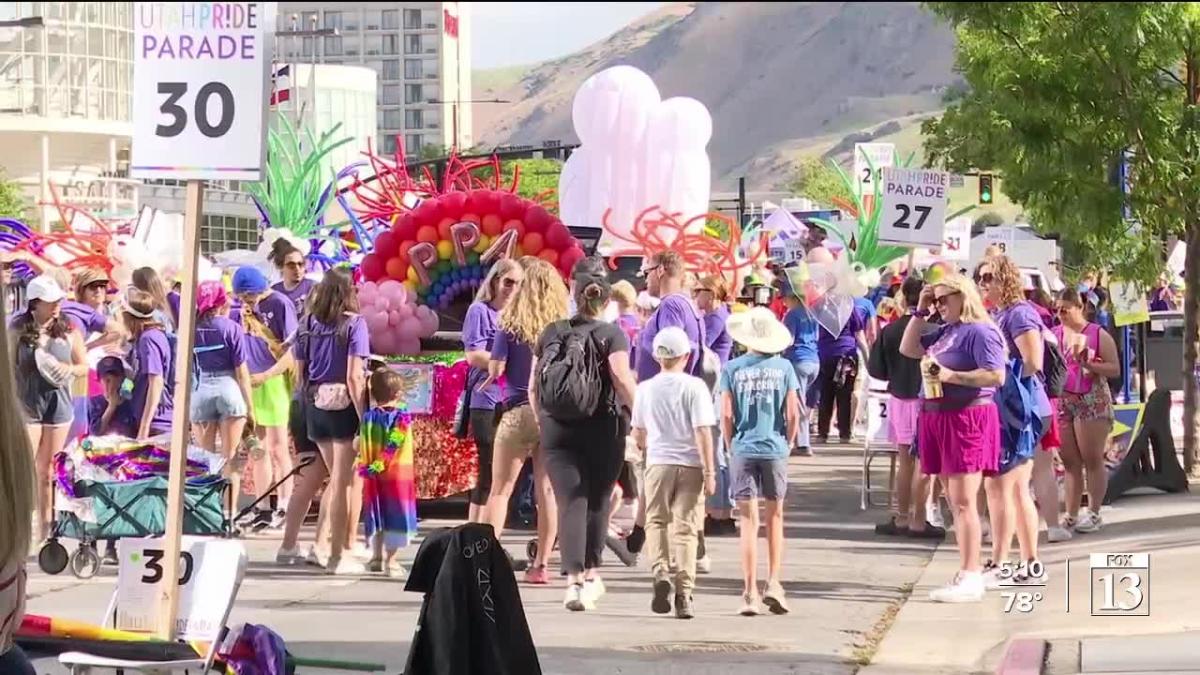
[189,371,248,423]
[792,360,820,448]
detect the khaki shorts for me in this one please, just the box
[495,404,540,454]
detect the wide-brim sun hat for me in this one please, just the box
[725,306,792,355]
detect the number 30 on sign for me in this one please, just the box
[130,2,273,181]
[877,167,951,249]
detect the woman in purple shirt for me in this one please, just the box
[132,267,175,334]
[479,257,567,585]
[815,303,868,443]
[900,274,1006,603]
[461,258,523,524]
[122,290,176,440]
[695,275,734,365]
[269,238,316,317]
[293,269,370,575]
[190,282,255,449]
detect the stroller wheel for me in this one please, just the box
[526,539,538,562]
[38,540,69,575]
[70,546,101,580]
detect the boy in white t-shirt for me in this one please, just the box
[631,327,717,619]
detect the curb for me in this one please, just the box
[996,638,1047,675]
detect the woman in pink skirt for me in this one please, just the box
[900,274,1007,603]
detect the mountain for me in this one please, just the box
[472,2,960,191]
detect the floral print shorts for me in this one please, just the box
[1058,380,1114,423]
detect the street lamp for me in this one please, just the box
[426,98,511,151]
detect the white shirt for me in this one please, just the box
[631,371,716,467]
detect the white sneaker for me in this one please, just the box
[564,583,586,611]
[1047,526,1073,543]
[696,555,712,574]
[927,502,945,530]
[385,561,408,579]
[583,577,606,609]
[325,557,367,576]
[305,546,328,568]
[929,571,985,603]
[275,547,304,565]
[981,562,1006,591]
[1074,511,1103,533]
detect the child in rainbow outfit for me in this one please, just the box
[358,367,418,578]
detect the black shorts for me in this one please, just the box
[616,461,637,499]
[469,408,497,506]
[289,398,319,455]
[306,404,360,442]
[22,386,73,426]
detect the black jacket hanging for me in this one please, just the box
[403,523,541,675]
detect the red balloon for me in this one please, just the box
[505,220,526,241]
[481,214,503,236]
[474,190,501,216]
[523,232,545,256]
[397,239,416,262]
[544,221,571,250]
[537,249,559,267]
[459,212,482,225]
[393,214,418,241]
[559,245,585,274]
[416,226,439,243]
[524,206,554,234]
[373,230,400,259]
[361,254,385,281]
[498,193,526,221]
[492,218,518,238]
[440,191,468,220]
[385,257,407,280]
[413,200,442,228]
[436,217,456,242]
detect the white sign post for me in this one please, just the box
[131,1,272,640]
[877,167,950,249]
[854,143,895,196]
[940,216,972,262]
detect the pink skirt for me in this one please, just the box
[887,396,921,446]
[918,401,1000,476]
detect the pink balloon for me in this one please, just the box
[365,312,389,335]
[415,305,439,335]
[373,331,398,355]
[373,295,391,312]
[450,221,481,265]
[379,279,405,298]
[407,242,438,286]
[396,334,422,356]
[398,316,422,337]
[396,303,414,319]
[388,309,402,326]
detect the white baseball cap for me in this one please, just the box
[653,326,691,359]
[26,274,67,304]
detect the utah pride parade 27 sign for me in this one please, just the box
[131,2,272,181]
[877,167,950,249]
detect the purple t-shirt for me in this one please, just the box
[920,321,1007,405]
[636,293,703,381]
[993,301,1052,416]
[491,329,534,407]
[167,291,181,327]
[273,278,316,315]
[194,315,246,375]
[704,304,734,365]
[462,301,502,411]
[237,291,298,375]
[818,306,868,360]
[88,395,135,437]
[294,314,370,385]
[61,300,106,338]
[130,328,174,433]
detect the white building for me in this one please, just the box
[275,2,472,156]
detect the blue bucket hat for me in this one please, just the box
[232,266,270,295]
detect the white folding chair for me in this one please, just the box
[861,390,899,510]
[59,539,248,674]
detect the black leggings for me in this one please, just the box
[0,646,35,675]
[469,409,496,506]
[817,355,859,440]
[541,415,625,574]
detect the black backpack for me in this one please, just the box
[1042,338,1067,397]
[536,320,607,421]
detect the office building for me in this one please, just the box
[276,2,472,156]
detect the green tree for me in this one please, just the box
[0,170,27,220]
[473,158,562,212]
[922,2,1200,473]
[787,156,853,208]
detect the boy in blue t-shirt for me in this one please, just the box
[719,307,800,618]
[88,356,135,437]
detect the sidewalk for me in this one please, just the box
[860,488,1200,675]
[24,444,935,674]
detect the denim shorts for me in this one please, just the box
[190,372,248,423]
[731,455,789,501]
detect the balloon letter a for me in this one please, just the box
[450,221,481,266]
[481,228,519,265]
[408,242,438,287]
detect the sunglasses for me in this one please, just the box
[933,291,961,307]
[974,272,995,284]
[1056,305,1078,314]
[84,281,109,291]
[638,265,662,278]
[283,261,305,269]
[500,277,521,289]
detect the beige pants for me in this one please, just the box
[644,464,705,593]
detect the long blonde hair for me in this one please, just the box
[499,257,567,345]
[0,287,35,566]
[936,274,992,325]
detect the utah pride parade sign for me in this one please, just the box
[131,2,273,181]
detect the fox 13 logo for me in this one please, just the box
[1089,553,1150,617]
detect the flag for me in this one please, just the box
[270,64,291,106]
[443,9,458,38]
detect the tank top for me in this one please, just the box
[1053,322,1101,395]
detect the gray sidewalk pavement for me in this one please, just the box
[860,488,1200,675]
[23,444,936,674]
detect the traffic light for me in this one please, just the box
[979,173,994,204]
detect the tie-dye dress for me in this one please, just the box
[357,406,417,550]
